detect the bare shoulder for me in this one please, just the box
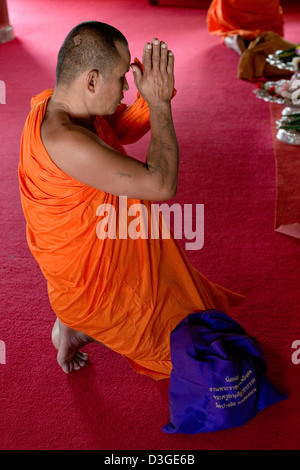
[39,104,143,197]
[41,106,96,152]
[39,102,172,200]
[40,105,108,170]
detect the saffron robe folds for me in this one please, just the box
[19,89,243,380]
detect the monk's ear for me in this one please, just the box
[87,70,100,93]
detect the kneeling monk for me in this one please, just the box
[18,21,243,379]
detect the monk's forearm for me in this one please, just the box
[146,102,179,199]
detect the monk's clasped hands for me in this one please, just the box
[131,38,175,107]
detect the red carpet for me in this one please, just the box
[0,0,300,451]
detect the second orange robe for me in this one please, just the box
[19,89,244,380]
[207,0,284,40]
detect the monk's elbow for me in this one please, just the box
[159,182,177,201]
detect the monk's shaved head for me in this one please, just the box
[56,21,128,87]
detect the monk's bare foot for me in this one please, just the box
[224,34,247,55]
[51,318,93,373]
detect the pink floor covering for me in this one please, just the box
[0,0,299,450]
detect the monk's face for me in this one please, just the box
[90,41,131,115]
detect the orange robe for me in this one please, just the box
[19,89,244,380]
[207,0,284,40]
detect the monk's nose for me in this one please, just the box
[123,77,129,92]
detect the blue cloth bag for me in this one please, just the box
[162,310,287,434]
